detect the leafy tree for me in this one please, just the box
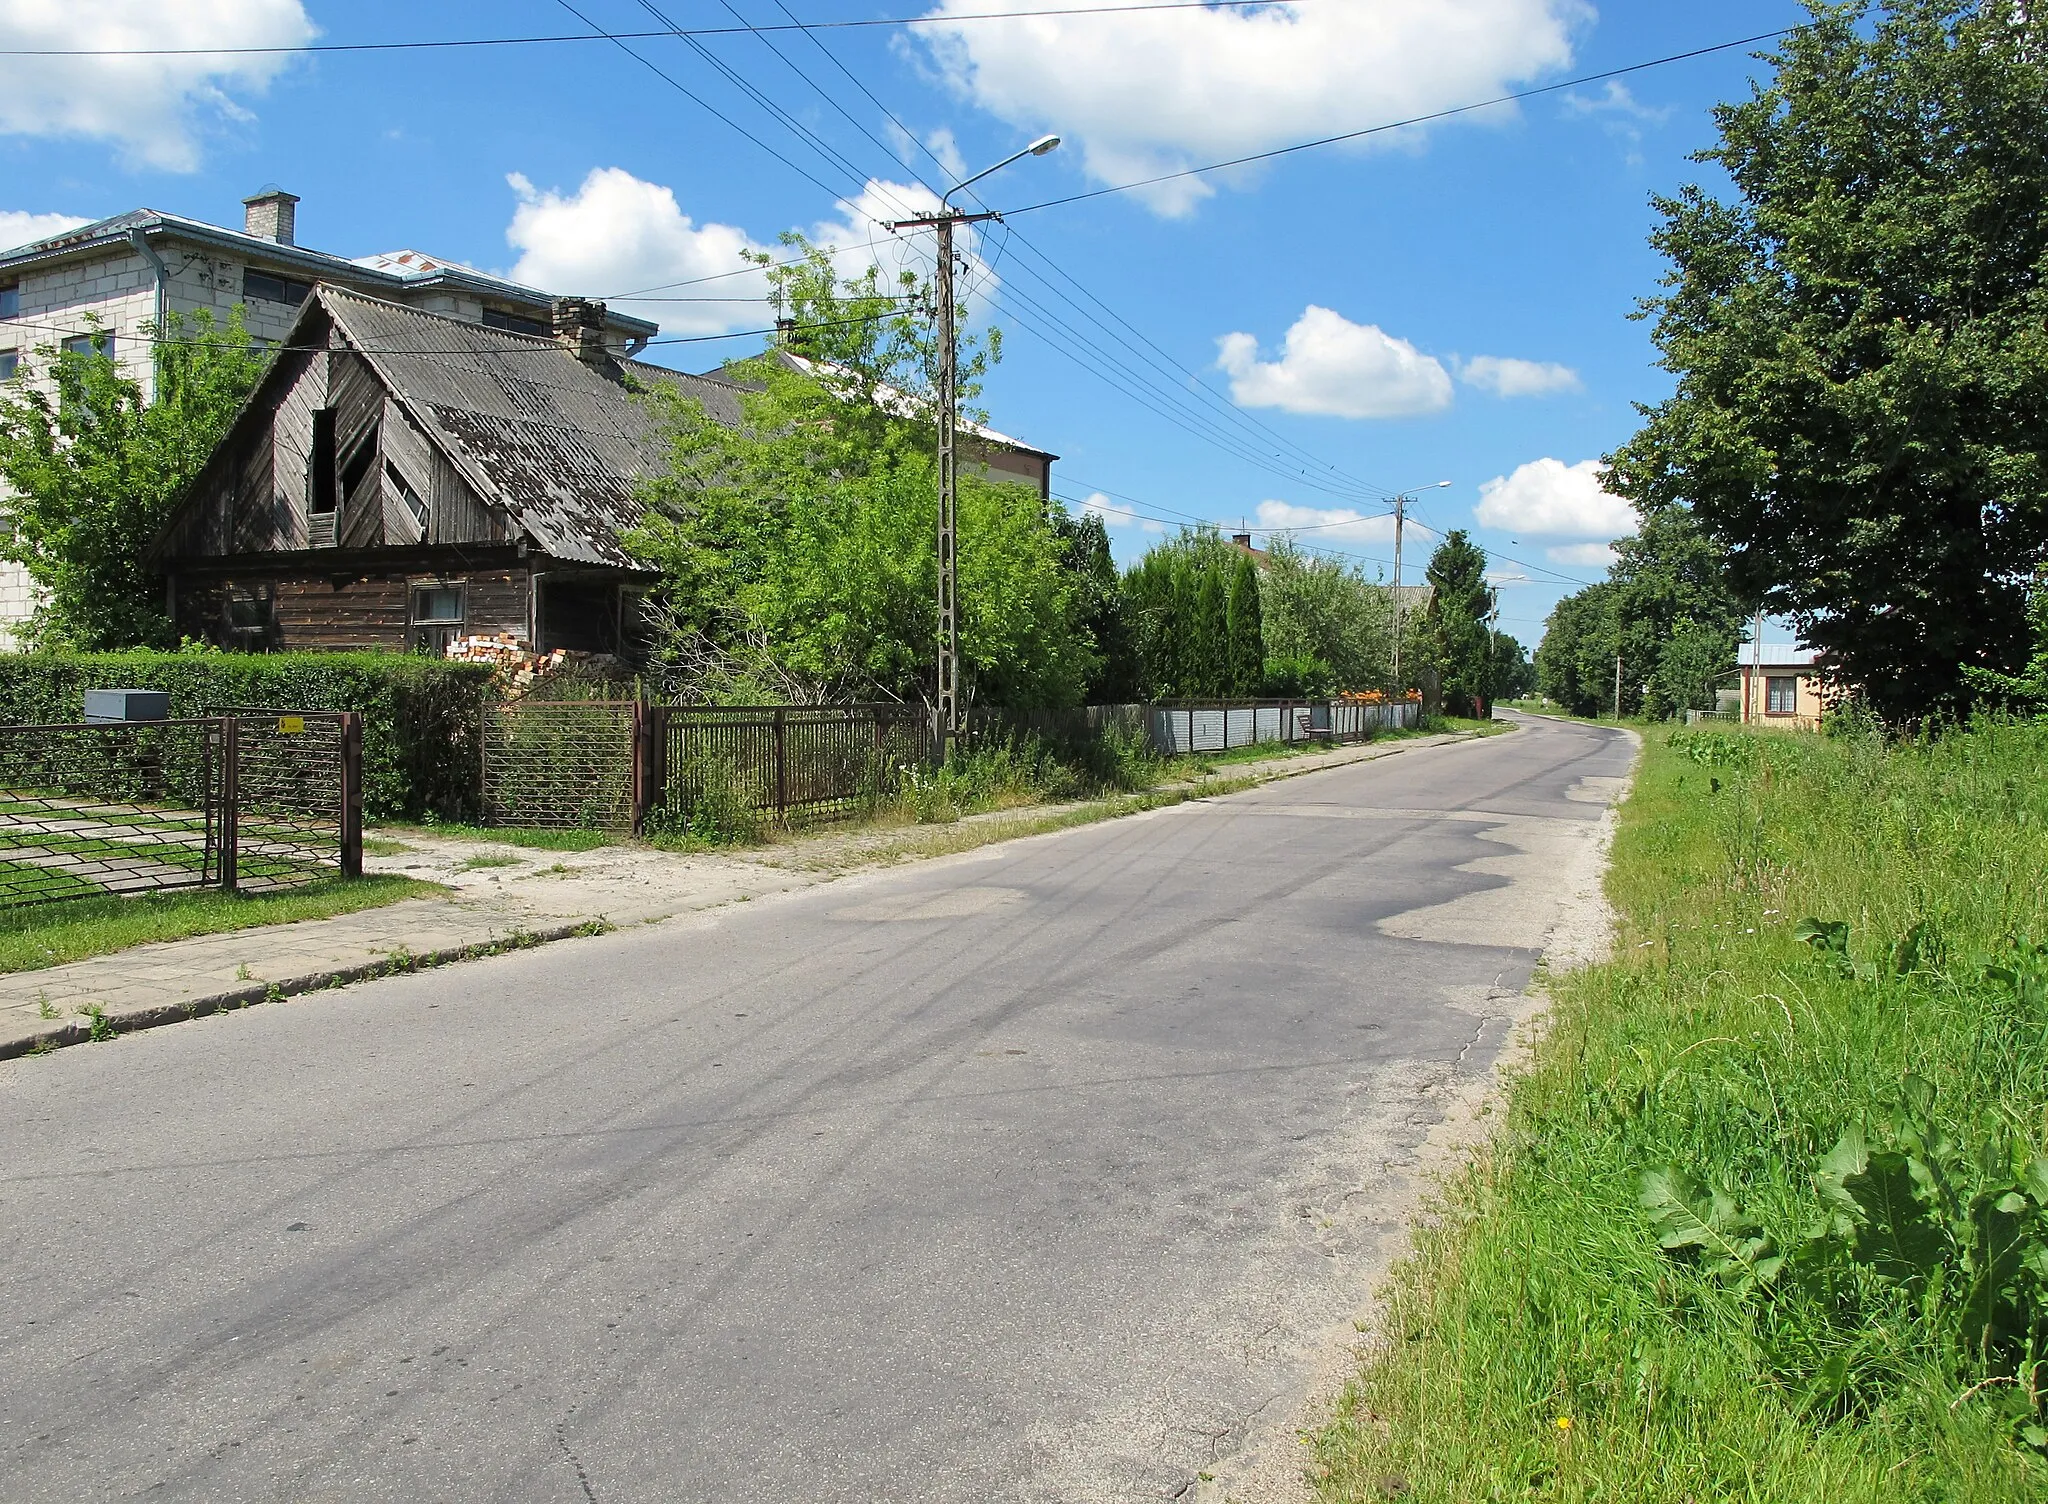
[1611,507,1747,716]
[1121,529,1240,697]
[1054,511,1138,702]
[1226,550,1264,695]
[1424,530,1494,714]
[1964,569,2048,713]
[1605,0,2048,723]
[628,241,1090,707]
[1491,632,1537,701]
[1192,562,1228,696]
[1536,583,1620,716]
[1257,537,1393,691]
[0,309,267,649]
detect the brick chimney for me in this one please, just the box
[551,297,610,364]
[242,188,299,245]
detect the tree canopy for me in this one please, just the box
[1536,507,1746,718]
[0,309,267,649]
[1604,0,2048,722]
[1424,530,1494,714]
[627,238,1092,708]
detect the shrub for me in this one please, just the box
[0,651,496,820]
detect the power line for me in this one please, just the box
[1,1,1309,57]
[1000,27,1797,216]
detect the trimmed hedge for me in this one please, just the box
[0,652,498,820]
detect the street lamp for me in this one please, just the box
[1388,479,1450,694]
[890,134,1062,760]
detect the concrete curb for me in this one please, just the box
[0,917,613,1062]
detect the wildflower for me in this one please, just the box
[1554,1416,1573,1433]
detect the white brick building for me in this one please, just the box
[0,191,658,648]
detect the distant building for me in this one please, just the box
[0,189,657,646]
[1727,646,1830,730]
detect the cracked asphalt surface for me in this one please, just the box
[0,712,1635,1503]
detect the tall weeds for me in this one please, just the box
[1313,718,2048,1502]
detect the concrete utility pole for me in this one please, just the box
[890,134,1060,761]
[1614,652,1623,719]
[1387,480,1450,696]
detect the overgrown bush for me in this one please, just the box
[0,651,496,820]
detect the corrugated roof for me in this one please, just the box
[320,287,740,569]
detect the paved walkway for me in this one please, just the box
[0,732,1476,1058]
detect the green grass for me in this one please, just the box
[0,875,440,975]
[456,852,522,871]
[1312,720,2048,1502]
[375,821,614,851]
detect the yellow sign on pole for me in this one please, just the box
[277,715,305,734]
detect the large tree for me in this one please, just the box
[0,309,267,649]
[1610,507,1748,716]
[1424,530,1495,715]
[1605,0,2048,722]
[628,239,1091,707]
[1256,537,1392,693]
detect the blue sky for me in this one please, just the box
[2,0,1805,649]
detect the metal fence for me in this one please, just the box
[0,711,361,909]
[648,703,932,829]
[1147,698,1418,756]
[481,700,639,830]
[475,695,1422,836]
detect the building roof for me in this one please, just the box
[0,208,659,342]
[1736,646,1820,670]
[159,285,736,571]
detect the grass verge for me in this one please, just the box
[1312,719,2048,1502]
[373,821,614,851]
[0,875,440,976]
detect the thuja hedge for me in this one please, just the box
[0,652,498,819]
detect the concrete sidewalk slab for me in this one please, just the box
[0,729,1483,1059]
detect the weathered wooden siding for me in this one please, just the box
[180,567,535,653]
[330,352,385,551]
[268,348,326,550]
[378,397,433,547]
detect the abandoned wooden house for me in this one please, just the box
[156,283,1060,659]
[154,285,745,656]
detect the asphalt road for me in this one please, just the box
[0,713,1635,1504]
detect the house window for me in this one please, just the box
[411,585,464,624]
[61,332,114,360]
[481,307,550,337]
[1766,676,1799,715]
[0,283,17,318]
[225,586,273,645]
[0,350,16,381]
[243,269,312,306]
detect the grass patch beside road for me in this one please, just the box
[375,822,614,851]
[1313,720,2048,1502]
[0,875,439,975]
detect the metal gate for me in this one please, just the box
[0,711,362,909]
[481,700,639,830]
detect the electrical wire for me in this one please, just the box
[1,2,1312,57]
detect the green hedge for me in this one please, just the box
[0,652,498,820]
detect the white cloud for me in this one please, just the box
[505,169,769,336]
[0,0,316,171]
[1547,542,1620,568]
[1217,307,1451,420]
[1561,80,1671,123]
[1081,493,1164,533]
[0,211,91,256]
[919,0,1588,215]
[1474,457,1637,537]
[1458,355,1582,398]
[1254,500,1396,545]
